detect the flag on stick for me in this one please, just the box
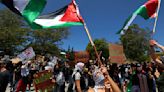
[117,0,159,34]
[32,0,84,29]
[153,0,161,33]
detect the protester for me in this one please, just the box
[137,64,149,92]
[87,65,121,92]
[13,61,22,91]
[0,60,10,92]
[150,40,164,92]
[72,62,87,92]
[53,63,65,92]
[1,50,163,92]
[15,61,30,92]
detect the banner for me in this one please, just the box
[17,47,35,61]
[109,44,126,64]
[33,70,54,92]
[74,51,90,63]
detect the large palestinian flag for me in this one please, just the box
[32,0,84,29]
[117,0,159,34]
[1,0,46,23]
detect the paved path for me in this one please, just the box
[6,82,69,92]
[6,84,35,92]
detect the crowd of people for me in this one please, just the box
[0,40,164,92]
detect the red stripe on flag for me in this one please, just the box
[145,0,158,17]
[60,1,84,23]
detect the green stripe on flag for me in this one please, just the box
[22,0,46,23]
[134,5,149,20]
[116,15,132,34]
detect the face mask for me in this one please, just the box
[94,70,105,85]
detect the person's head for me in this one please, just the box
[136,63,142,73]
[75,62,85,72]
[55,63,59,68]
[93,68,105,86]
[45,66,53,72]
[131,63,136,71]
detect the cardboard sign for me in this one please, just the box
[11,57,21,64]
[33,70,55,92]
[74,51,90,63]
[109,44,126,64]
[18,47,35,61]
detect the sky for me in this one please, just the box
[0,0,164,51]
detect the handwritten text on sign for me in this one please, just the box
[33,70,54,92]
[109,44,126,63]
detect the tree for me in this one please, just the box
[0,9,29,55]
[66,46,75,61]
[120,24,151,62]
[0,9,70,56]
[86,39,109,60]
[28,28,69,56]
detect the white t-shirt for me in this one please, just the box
[72,71,81,91]
[75,72,81,80]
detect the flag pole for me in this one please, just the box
[83,23,102,66]
[153,0,161,33]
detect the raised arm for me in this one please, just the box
[150,40,164,52]
[101,66,121,92]
[149,40,164,69]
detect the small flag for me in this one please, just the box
[117,0,158,34]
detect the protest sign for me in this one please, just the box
[17,47,35,61]
[109,44,126,64]
[74,51,90,63]
[33,70,54,92]
[11,57,21,64]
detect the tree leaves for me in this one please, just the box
[0,9,28,55]
[0,9,69,56]
[86,39,109,60]
[120,24,151,62]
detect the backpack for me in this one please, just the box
[77,71,86,90]
[69,70,87,91]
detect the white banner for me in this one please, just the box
[18,47,35,61]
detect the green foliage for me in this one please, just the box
[66,46,75,61]
[0,9,29,55]
[28,28,69,56]
[0,9,69,56]
[86,39,109,60]
[120,24,151,62]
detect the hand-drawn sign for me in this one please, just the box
[109,44,126,64]
[74,51,90,63]
[33,70,55,92]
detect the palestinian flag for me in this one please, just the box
[1,0,46,23]
[32,0,84,29]
[117,0,159,34]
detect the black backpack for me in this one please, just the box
[68,71,87,91]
